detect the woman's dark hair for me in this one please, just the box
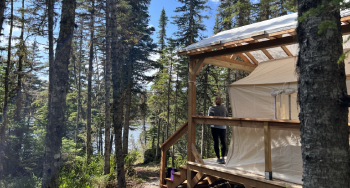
[214,96,222,105]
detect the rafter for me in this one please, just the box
[281,46,293,56]
[262,49,274,60]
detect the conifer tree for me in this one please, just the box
[158,8,168,57]
[41,0,76,187]
[86,0,95,163]
[297,0,349,187]
[172,0,209,46]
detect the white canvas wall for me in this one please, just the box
[226,56,350,185]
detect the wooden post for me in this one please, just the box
[264,121,272,180]
[160,149,166,186]
[187,58,197,188]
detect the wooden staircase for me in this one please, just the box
[162,166,211,188]
[163,166,187,188]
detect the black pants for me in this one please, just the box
[211,127,226,159]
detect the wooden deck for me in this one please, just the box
[186,158,302,188]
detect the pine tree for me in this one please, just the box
[297,0,349,187]
[158,8,168,58]
[41,0,76,187]
[104,0,112,175]
[172,0,209,46]
[86,0,95,163]
[0,0,13,182]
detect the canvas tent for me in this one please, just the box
[225,56,350,184]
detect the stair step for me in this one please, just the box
[179,166,187,170]
[165,178,173,183]
[161,185,167,188]
[173,172,181,176]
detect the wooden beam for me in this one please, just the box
[161,121,188,151]
[190,36,297,60]
[191,143,206,187]
[204,58,256,73]
[180,23,350,57]
[160,149,167,186]
[281,45,293,56]
[187,59,197,188]
[262,49,274,60]
[264,122,272,180]
[187,162,302,188]
[193,58,205,76]
[236,43,258,64]
[192,115,301,130]
[244,52,258,64]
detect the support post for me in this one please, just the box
[187,58,197,188]
[160,149,166,186]
[264,121,272,180]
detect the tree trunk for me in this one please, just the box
[41,0,76,187]
[172,73,179,166]
[201,66,208,157]
[141,93,147,145]
[103,0,111,175]
[13,0,25,176]
[225,68,231,156]
[0,0,5,36]
[123,61,132,156]
[86,0,95,163]
[0,0,13,183]
[111,0,126,186]
[155,117,160,162]
[166,61,173,141]
[75,18,83,151]
[297,1,349,187]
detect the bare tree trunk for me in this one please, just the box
[111,0,126,186]
[141,93,147,145]
[225,68,231,156]
[0,0,6,36]
[297,1,349,187]
[172,73,179,167]
[13,0,25,176]
[0,0,13,183]
[42,0,76,187]
[155,117,160,162]
[166,62,173,141]
[123,62,132,156]
[201,66,208,157]
[86,0,95,163]
[75,19,83,151]
[103,0,111,175]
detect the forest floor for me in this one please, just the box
[127,163,160,188]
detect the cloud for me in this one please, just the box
[210,0,220,3]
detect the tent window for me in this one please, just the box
[275,93,298,120]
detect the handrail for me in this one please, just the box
[159,120,188,187]
[161,120,188,151]
[192,115,350,130]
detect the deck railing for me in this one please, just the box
[159,115,350,187]
[159,120,188,187]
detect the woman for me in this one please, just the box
[208,96,228,164]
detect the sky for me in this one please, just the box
[148,0,220,42]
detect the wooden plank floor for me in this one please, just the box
[187,158,302,188]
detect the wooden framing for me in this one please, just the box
[264,122,272,179]
[187,59,197,187]
[157,15,350,188]
[187,162,302,188]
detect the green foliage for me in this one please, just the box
[168,153,187,169]
[59,155,111,188]
[124,150,141,176]
[318,20,337,34]
[1,174,42,188]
